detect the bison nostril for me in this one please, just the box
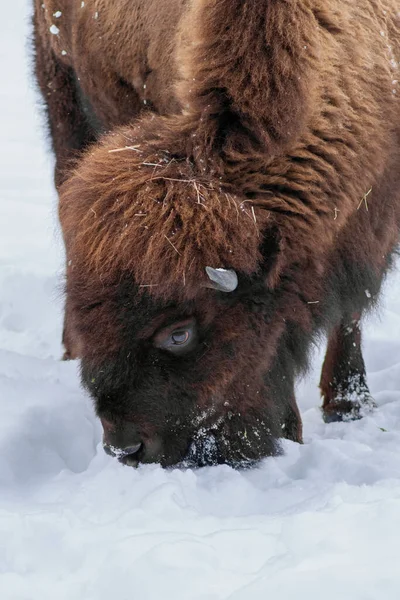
[100,418,144,462]
[103,442,143,460]
[120,443,142,457]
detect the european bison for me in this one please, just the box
[33,0,400,467]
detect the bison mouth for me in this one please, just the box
[103,432,221,468]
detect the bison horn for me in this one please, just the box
[205,267,238,293]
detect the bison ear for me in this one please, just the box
[204,267,238,293]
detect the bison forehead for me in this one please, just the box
[59,121,266,300]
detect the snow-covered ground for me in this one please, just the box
[2,2,400,599]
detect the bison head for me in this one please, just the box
[60,118,303,467]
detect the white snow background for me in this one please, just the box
[1,1,400,599]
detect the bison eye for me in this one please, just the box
[154,320,197,354]
[171,330,190,345]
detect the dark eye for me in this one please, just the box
[171,330,190,345]
[154,320,197,354]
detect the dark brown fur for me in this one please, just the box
[33,0,400,466]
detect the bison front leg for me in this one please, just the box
[320,317,375,422]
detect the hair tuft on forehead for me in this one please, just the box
[60,117,265,300]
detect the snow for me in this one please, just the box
[1,1,400,598]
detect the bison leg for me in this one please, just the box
[33,9,97,188]
[320,317,375,422]
[283,396,303,443]
[33,11,98,359]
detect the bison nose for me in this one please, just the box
[101,417,143,463]
[105,442,142,459]
[118,443,142,456]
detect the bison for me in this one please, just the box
[33,0,400,467]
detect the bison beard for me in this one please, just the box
[33,0,400,466]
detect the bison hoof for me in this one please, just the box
[322,395,376,423]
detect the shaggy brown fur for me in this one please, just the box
[33,0,400,466]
